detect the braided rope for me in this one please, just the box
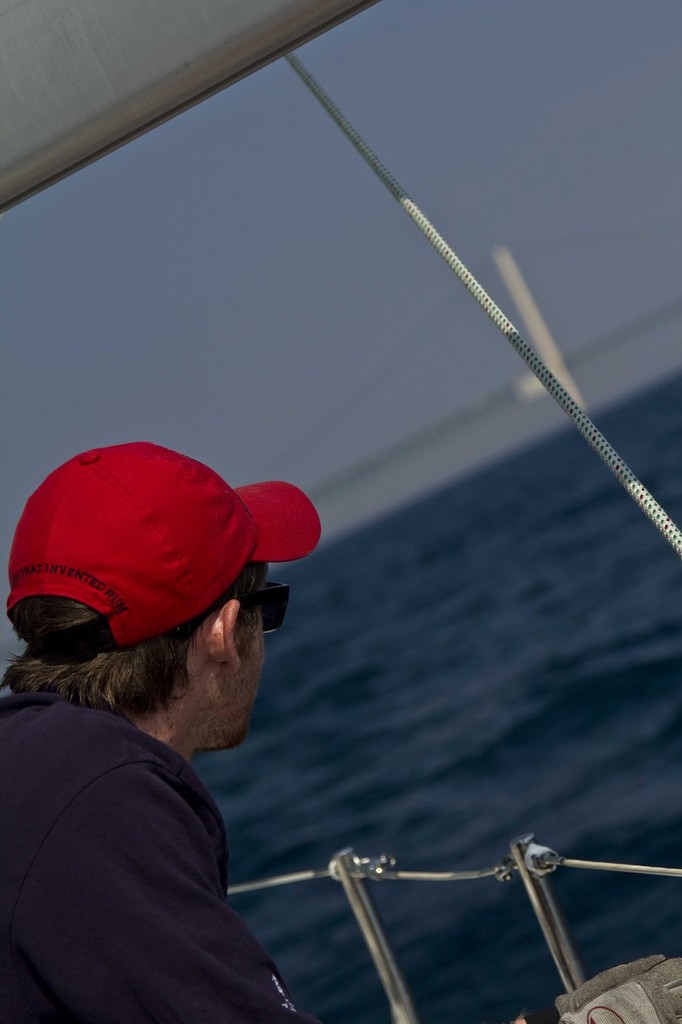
[286,53,682,558]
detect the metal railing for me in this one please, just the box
[229,833,682,1024]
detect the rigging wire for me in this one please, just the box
[269,292,460,475]
[510,218,682,258]
[286,53,682,558]
[308,294,682,501]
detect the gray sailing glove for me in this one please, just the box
[556,956,682,1024]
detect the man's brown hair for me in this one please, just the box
[3,562,267,714]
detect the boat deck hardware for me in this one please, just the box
[231,833,681,1023]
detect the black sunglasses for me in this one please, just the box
[174,581,290,641]
[238,581,289,633]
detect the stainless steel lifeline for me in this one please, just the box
[230,835,681,1019]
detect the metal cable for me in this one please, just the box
[370,867,503,881]
[230,865,503,894]
[229,868,331,894]
[286,53,682,559]
[229,854,682,894]
[558,858,682,879]
[308,295,682,501]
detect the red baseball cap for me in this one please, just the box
[7,442,321,647]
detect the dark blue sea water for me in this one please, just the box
[196,372,682,1024]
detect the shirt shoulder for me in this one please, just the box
[0,692,227,891]
[7,726,320,1022]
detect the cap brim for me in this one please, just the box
[235,481,321,563]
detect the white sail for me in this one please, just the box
[0,0,376,211]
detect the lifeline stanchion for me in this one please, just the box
[286,53,682,559]
[330,849,422,1024]
[510,835,587,993]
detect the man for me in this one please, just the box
[0,441,323,1023]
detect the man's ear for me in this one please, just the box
[203,598,241,672]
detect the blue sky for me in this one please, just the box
[2,0,681,640]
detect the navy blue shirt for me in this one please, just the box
[0,692,322,1023]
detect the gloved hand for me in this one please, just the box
[556,955,682,1024]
